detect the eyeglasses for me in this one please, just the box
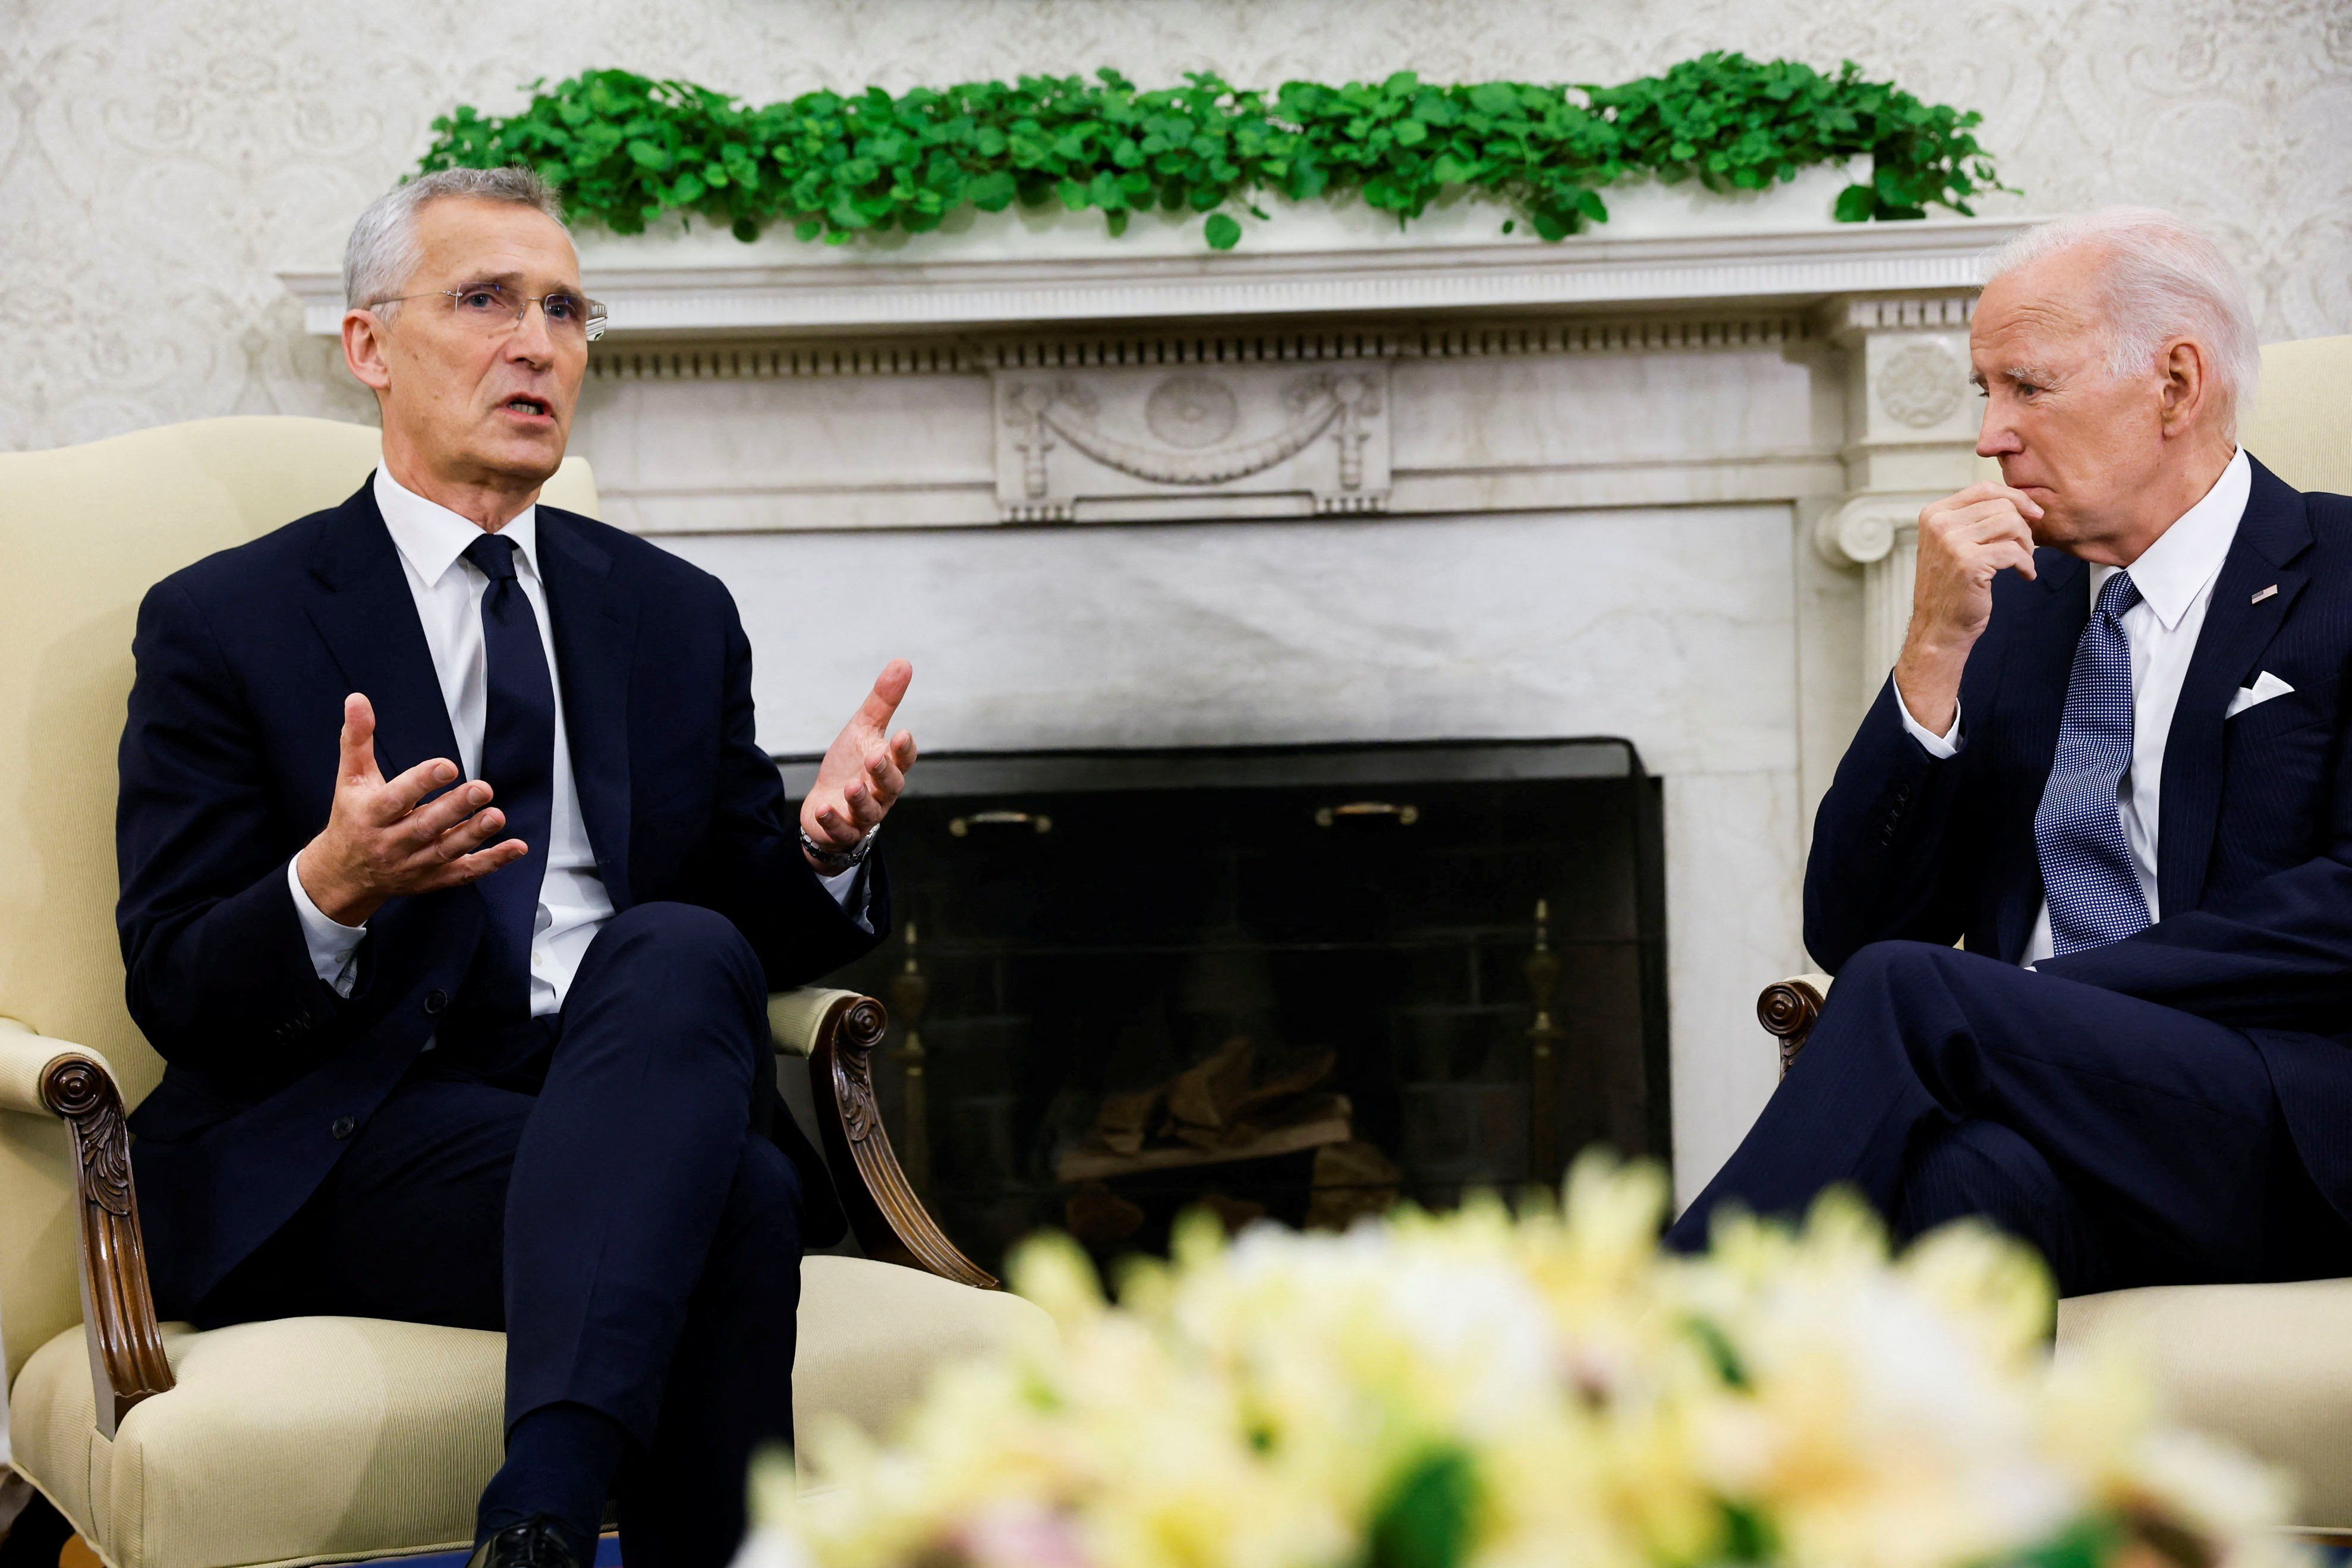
[367,282,607,343]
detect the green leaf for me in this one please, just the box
[1717,1501,1779,1564]
[1683,1314,1748,1386]
[1833,182,1876,222]
[1366,1447,1480,1568]
[1468,82,1517,116]
[2018,1516,2123,1568]
[1202,211,1242,249]
[966,169,1018,210]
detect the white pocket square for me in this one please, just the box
[2226,670,2296,719]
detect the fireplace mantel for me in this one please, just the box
[282,213,2031,340]
[275,205,2031,726]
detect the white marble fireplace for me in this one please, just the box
[288,193,2028,1201]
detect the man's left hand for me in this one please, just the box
[802,659,917,870]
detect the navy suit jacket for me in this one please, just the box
[117,478,885,1312]
[1807,456,2352,1214]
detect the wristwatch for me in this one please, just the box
[799,823,878,874]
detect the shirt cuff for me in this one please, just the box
[818,858,876,935]
[287,853,367,998]
[1892,679,1963,760]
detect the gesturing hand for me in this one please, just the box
[1894,481,2046,736]
[295,692,528,927]
[802,659,917,869]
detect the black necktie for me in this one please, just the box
[462,532,555,1020]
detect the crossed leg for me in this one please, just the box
[194,901,801,1568]
[1667,940,2351,1294]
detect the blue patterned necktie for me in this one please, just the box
[460,532,555,1020]
[2035,569,2152,956]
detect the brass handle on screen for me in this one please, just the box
[949,811,1053,837]
[1314,802,1420,827]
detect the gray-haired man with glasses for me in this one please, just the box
[114,166,921,1568]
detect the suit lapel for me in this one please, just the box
[304,481,464,783]
[2159,459,2313,914]
[1994,550,2090,962]
[535,506,641,906]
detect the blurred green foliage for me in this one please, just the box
[419,56,2007,251]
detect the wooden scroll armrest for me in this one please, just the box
[767,988,997,1290]
[1755,972,1835,1078]
[0,1018,174,1438]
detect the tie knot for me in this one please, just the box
[2095,569,2141,622]
[464,533,520,584]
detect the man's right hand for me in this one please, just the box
[1892,481,2046,738]
[294,692,528,928]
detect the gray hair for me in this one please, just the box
[343,166,568,317]
[1983,207,2260,429]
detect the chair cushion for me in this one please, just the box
[2058,1277,2352,1530]
[8,1257,1051,1568]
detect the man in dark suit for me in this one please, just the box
[115,167,920,1568]
[1668,208,2352,1296]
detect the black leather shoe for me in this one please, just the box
[466,1519,585,1568]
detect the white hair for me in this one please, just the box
[342,166,567,317]
[1983,207,2260,429]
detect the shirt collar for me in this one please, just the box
[2092,446,2252,632]
[372,464,539,588]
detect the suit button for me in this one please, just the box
[331,1116,357,1140]
[424,989,449,1016]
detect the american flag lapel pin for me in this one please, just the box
[2252,584,2279,604]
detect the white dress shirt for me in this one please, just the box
[1897,447,2252,966]
[290,464,863,1013]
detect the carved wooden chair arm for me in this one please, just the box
[1756,972,1835,1078]
[767,988,997,1290]
[0,1018,174,1437]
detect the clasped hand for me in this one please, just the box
[1893,481,2047,736]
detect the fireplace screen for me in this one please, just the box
[796,739,1667,1274]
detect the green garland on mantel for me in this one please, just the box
[418,56,2008,252]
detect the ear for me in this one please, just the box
[342,307,393,395]
[2156,336,2214,437]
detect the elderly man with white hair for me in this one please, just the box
[1667,209,2352,1295]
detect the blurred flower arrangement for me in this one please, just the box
[744,1156,2298,1568]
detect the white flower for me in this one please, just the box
[764,1163,2294,1568]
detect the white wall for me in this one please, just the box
[2,0,2349,452]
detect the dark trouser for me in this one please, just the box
[1665,940,2352,1295]
[196,902,799,1568]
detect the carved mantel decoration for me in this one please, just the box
[995,362,1390,522]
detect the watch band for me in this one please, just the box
[799,823,877,873]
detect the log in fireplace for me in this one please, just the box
[795,738,1667,1273]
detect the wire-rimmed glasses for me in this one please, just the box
[367,281,608,343]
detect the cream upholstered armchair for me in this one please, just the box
[1757,334,2352,1535]
[0,417,1046,1568]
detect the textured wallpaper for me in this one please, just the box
[1,0,2347,452]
